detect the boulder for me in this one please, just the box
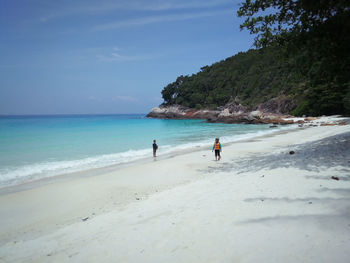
[195,110,219,119]
[249,110,263,119]
[146,105,190,119]
[320,123,336,126]
[331,176,339,181]
[256,95,297,114]
[218,108,231,117]
[146,98,297,125]
[261,118,294,125]
[146,105,222,120]
[304,117,317,121]
[280,119,294,125]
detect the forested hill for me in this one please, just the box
[161,46,349,116]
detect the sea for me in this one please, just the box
[0,114,292,188]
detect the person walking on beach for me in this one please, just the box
[153,139,158,157]
[212,138,222,161]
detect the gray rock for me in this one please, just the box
[256,95,297,114]
[146,96,298,125]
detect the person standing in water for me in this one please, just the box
[153,139,158,157]
[212,138,222,161]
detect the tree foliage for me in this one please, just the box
[237,0,350,115]
[161,47,305,110]
[237,0,350,48]
[160,0,350,116]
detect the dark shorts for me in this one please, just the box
[215,150,220,157]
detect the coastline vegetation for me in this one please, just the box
[161,0,350,116]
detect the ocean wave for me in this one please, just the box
[0,124,296,188]
[0,148,152,188]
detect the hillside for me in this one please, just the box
[160,46,349,117]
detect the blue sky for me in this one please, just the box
[0,0,254,114]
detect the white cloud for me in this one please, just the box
[88,95,138,103]
[38,0,233,23]
[96,51,151,62]
[92,9,232,31]
[113,95,138,102]
[134,0,233,11]
[88,95,102,102]
[94,45,158,62]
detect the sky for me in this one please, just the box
[0,0,254,115]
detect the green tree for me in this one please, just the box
[161,75,186,104]
[237,0,350,48]
[237,0,350,116]
[158,0,349,116]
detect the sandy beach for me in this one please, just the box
[1,117,350,263]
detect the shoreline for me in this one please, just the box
[0,118,349,262]
[0,122,298,194]
[2,115,346,192]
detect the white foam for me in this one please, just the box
[0,124,296,188]
[0,148,152,188]
[162,124,296,152]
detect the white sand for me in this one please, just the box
[0,118,349,263]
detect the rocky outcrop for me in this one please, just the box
[146,100,295,125]
[207,109,294,125]
[255,95,296,114]
[217,102,248,115]
[146,105,219,120]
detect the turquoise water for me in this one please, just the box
[0,114,287,187]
